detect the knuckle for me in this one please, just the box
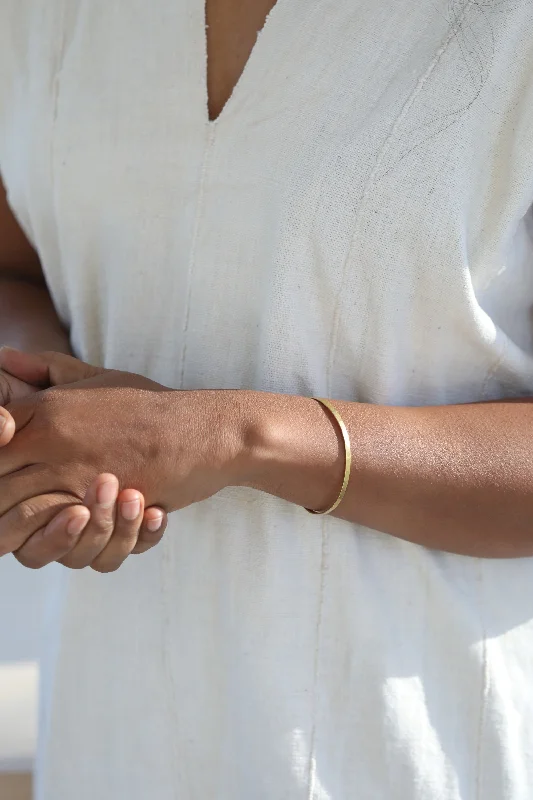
[116,524,137,541]
[14,498,40,528]
[64,528,83,548]
[57,521,84,553]
[55,468,92,502]
[91,515,115,536]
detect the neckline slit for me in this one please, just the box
[204,0,282,126]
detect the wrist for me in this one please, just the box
[222,390,270,489]
[229,391,345,511]
[162,389,268,501]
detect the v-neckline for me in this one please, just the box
[203,0,286,127]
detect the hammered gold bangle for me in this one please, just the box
[306,398,352,516]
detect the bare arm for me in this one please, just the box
[2,180,530,561]
[0,176,71,354]
[235,392,533,559]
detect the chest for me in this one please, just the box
[205,0,278,121]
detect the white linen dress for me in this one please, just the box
[2,2,533,798]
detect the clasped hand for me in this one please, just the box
[0,349,240,572]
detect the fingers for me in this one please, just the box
[13,500,90,568]
[0,464,77,515]
[0,407,15,448]
[58,474,119,569]
[0,369,39,406]
[0,347,51,387]
[0,491,83,558]
[90,488,145,573]
[61,476,165,571]
[3,472,167,572]
[131,506,167,555]
[0,347,103,388]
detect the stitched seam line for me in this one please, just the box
[475,560,489,800]
[306,520,329,800]
[49,1,70,327]
[178,126,216,388]
[160,541,186,798]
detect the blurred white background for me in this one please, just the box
[0,556,60,796]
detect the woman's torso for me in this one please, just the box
[2,2,533,798]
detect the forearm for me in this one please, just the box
[0,278,71,354]
[232,391,533,558]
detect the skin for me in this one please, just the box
[0,0,276,567]
[206,0,278,121]
[1,0,533,566]
[1,345,533,559]
[0,179,167,571]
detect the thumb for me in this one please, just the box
[0,348,105,387]
[0,407,15,447]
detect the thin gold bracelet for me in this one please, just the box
[306,398,352,516]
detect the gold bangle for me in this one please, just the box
[306,398,352,516]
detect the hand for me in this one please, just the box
[0,349,243,518]
[0,348,168,571]
[0,367,40,445]
[13,472,167,572]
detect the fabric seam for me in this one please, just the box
[306,519,329,800]
[474,560,489,800]
[178,126,216,388]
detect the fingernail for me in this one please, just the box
[121,499,141,521]
[67,514,89,537]
[0,417,5,435]
[146,515,163,532]
[96,480,118,508]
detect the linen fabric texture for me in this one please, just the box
[2,2,533,798]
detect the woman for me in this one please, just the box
[1,1,533,797]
